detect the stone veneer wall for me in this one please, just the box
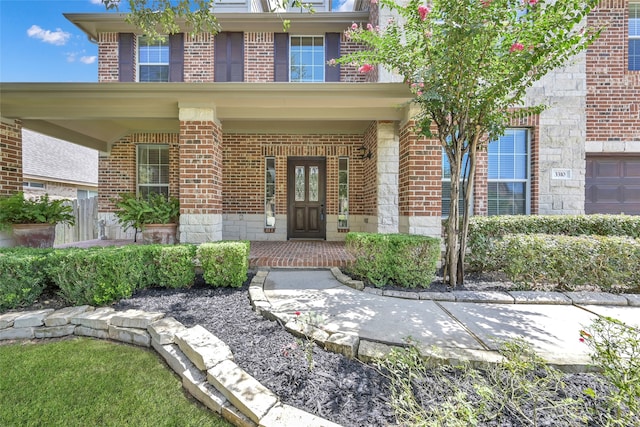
[525,52,586,215]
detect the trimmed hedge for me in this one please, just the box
[345,232,440,288]
[0,242,248,310]
[497,234,640,292]
[197,241,250,288]
[468,214,640,271]
[0,249,52,311]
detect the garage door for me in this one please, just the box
[585,155,640,214]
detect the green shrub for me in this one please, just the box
[47,246,150,306]
[468,214,640,271]
[580,317,640,427]
[154,245,197,288]
[497,234,640,291]
[0,250,51,311]
[197,241,250,287]
[345,233,440,288]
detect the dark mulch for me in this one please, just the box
[13,272,615,426]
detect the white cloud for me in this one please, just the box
[80,56,97,64]
[335,0,355,12]
[27,25,71,46]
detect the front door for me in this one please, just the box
[287,157,326,239]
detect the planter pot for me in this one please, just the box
[12,223,56,248]
[141,223,178,245]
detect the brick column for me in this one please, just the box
[0,118,22,247]
[398,118,442,238]
[0,118,22,196]
[178,106,223,243]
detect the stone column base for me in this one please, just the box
[179,213,223,244]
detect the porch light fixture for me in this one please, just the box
[358,145,373,160]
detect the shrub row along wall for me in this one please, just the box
[0,242,250,311]
[467,215,640,292]
[345,232,440,288]
[0,298,337,427]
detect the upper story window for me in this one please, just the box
[274,33,340,82]
[630,2,640,71]
[290,36,325,82]
[138,36,169,82]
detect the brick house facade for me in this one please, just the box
[1,0,639,245]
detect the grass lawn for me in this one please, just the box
[0,337,231,427]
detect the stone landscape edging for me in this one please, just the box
[0,293,341,427]
[329,267,640,307]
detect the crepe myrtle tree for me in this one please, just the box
[338,0,601,287]
[101,0,312,39]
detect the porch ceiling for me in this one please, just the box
[0,82,412,152]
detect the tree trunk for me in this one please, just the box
[456,136,479,286]
[443,145,463,288]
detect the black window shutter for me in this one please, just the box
[274,33,289,82]
[325,33,341,82]
[214,32,229,82]
[169,33,184,82]
[118,33,135,82]
[229,32,244,82]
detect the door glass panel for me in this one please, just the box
[309,166,319,202]
[295,166,305,201]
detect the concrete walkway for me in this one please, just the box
[258,269,640,371]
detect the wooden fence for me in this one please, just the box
[54,196,98,245]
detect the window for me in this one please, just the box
[138,36,169,82]
[265,158,276,227]
[77,189,98,199]
[290,36,324,82]
[441,151,470,217]
[630,2,640,71]
[23,181,45,189]
[488,129,529,215]
[138,145,169,197]
[338,157,349,229]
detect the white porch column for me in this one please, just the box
[376,121,399,233]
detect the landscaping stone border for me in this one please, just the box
[331,267,640,306]
[0,299,341,427]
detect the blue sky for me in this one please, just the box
[0,1,113,82]
[0,0,355,82]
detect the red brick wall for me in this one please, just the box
[340,34,370,82]
[184,33,215,83]
[398,121,441,217]
[223,134,365,216]
[0,119,22,196]
[179,121,222,214]
[245,32,274,83]
[98,32,119,83]
[96,31,374,83]
[98,133,179,211]
[587,0,640,142]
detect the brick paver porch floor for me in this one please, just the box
[249,241,355,268]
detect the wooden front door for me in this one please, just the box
[287,157,326,239]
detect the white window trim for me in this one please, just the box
[137,144,170,196]
[487,128,531,216]
[630,2,640,71]
[338,156,349,229]
[137,35,169,83]
[265,157,276,228]
[289,35,325,83]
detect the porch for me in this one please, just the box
[55,239,355,269]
